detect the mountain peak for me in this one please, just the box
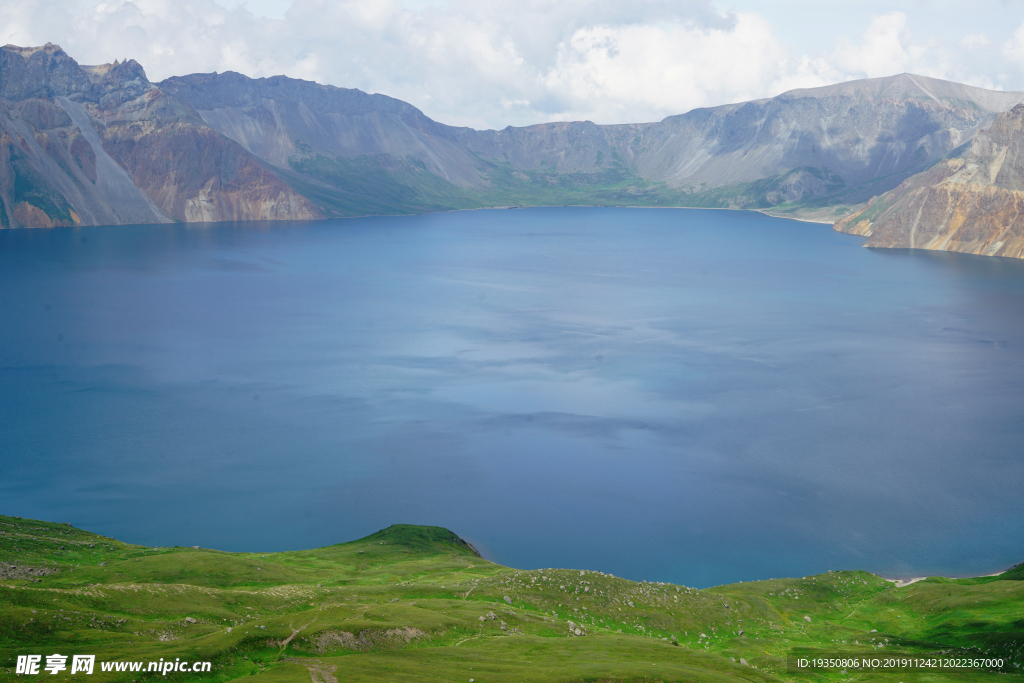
[1,42,65,58]
[0,42,91,101]
[774,72,1023,113]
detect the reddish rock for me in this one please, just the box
[836,104,1024,260]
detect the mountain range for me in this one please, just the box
[4,42,1024,260]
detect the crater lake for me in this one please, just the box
[2,207,1023,587]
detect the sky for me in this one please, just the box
[3,0,1024,129]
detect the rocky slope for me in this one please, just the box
[0,44,320,228]
[158,71,489,189]
[835,103,1024,259]
[3,42,1024,228]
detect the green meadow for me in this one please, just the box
[1,515,1021,682]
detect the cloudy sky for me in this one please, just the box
[4,0,1024,128]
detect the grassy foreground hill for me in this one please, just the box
[1,515,1021,682]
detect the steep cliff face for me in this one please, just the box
[0,43,320,227]
[0,96,82,228]
[90,86,321,222]
[0,44,92,101]
[835,103,1024,260]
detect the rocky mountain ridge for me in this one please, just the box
[835,102,1024,259]
[0,43,320,227]
[461,72,1022,196]
[3,43,1024,237]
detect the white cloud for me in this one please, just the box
[828,12,1007,91]
[961,33,989,50]
[768,55,842,95]
[1,1,1022,129]
[832,12,923,78]
[541,14,789,122]
[1003,21,1024,71]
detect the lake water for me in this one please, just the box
[2,207,1024,588]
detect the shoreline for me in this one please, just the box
[0,203,841,233]
[460,203,837,226]
[881,569,1011,588]
[5,511,1014,590]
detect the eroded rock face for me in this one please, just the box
[0,43,319,227]
[91,90,320,223]
[0,43,92,101]
[835,104,1024,260]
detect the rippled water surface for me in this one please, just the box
[3,207,1024,587]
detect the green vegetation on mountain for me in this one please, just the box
[284,148,856,217]
[284,153,484,215]
[284,148,667,216]
[1,515,1021,682]
[2,138,77,227]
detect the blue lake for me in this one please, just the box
[2,207,1024,588]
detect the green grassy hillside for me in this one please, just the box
[1,515,1021,682]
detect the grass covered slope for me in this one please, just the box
[1,515,1022,682]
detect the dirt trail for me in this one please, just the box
[281,620,314,649]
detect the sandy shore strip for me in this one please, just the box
[884,570,1008,588]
